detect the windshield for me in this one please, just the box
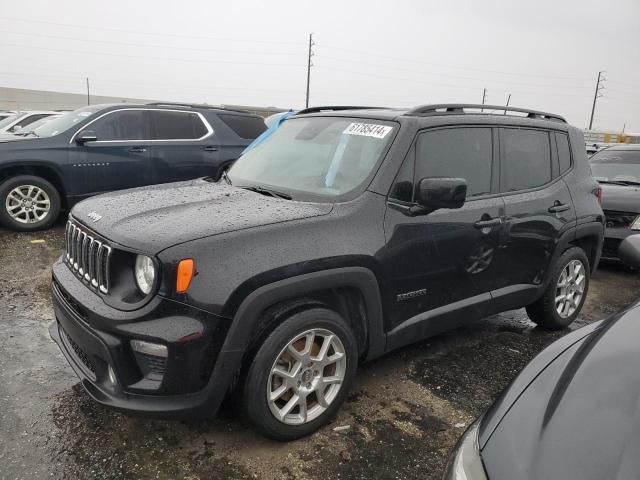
[229,117,396,200]
[591,150,640,184]
[31,105,103,138]
[16,115,60,135]
[0,114,18,129]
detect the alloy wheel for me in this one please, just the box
[5,185,51,224]
[267,328,347,425]
[555,259,586,318]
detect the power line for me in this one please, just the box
[318,54,593,90]
[317,42,593,82]
[0,16,300,45]
[2,42,302,68]
[0,29,301,57]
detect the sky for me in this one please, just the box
[2,0,639,132]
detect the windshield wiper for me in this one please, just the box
[21,131,39,138]
[598,179,640,186]
[240,185,292,200]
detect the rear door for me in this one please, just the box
[497,127,576,290]
[148,109,217,183]
[69,109,151,195]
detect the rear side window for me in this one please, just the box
[217,114,266,139]
[415,127,493,197]
[150,111,208,140]
[501,129,551,191]
[92,110,146,141]
[555,133,572,174]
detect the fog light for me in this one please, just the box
[130,339,168,358]
[107,365,117,385]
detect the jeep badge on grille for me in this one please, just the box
[87,211,102,223]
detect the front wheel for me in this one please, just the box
[241,307,358,441]
[526,247,590,330]
[0,175,61,231]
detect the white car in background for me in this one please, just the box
[0,111,60,135]
[0,114,64,141]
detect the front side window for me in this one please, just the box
[91,110,146,141]
[590,149,640,184]
[229,117,396,201]
[501,129,551,191]
[415,127,493,197]
[149,110,208,140]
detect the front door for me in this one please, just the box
[69,109,151,196]
[382,126,504,343]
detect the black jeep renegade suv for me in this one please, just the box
[0,102,266,231]
[49,104,604,440]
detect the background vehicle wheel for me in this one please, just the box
[526,247,590,330]
[241,307,358,441]
[0,175,61,231]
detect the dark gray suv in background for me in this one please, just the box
[0,103,266,231]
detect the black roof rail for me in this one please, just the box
[295,105,387,115]
[146,102,250,114]
[405,104,566,123]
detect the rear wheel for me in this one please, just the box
[526,247,590,330]
[0,175,61,231]
[241,307,358,440]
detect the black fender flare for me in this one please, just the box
[198,267,385,416]
[224,266,385,359]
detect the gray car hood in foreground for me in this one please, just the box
[71,179,332,254]
[600,183,640,213]
[480,302,640,480]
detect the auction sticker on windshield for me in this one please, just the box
[343,123,392,139]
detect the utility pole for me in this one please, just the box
[588,71,605,130]
[481,88,487,112]
[86,77,91,106]
[504,93,511,114]
[305,33,315,108]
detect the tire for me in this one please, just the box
[241,307,358,441]
[0,175,61,231]
[526,247,590,330]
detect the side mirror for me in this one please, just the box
[9,125,22,133]
[619,235,640,270]
[416,177,467,210]
[76,130,98,144]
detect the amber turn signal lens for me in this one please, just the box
[176,259,195,293]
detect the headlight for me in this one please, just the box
[631,216,640,231]
[134,255,155,294]
[444,420,488,480]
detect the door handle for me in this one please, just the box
[474,217,502,229]
[548,203,570,213]
[128,147,147,153]
[204,146,218,152]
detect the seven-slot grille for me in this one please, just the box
[64,220,112,293]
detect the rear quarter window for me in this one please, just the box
[217,114,266,139]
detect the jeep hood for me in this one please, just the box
[600,183,640,213]
[71,179,333,253]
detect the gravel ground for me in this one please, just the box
[1,220,639,480]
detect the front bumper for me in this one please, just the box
[602,227,636,261]
[49,258,240,418]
